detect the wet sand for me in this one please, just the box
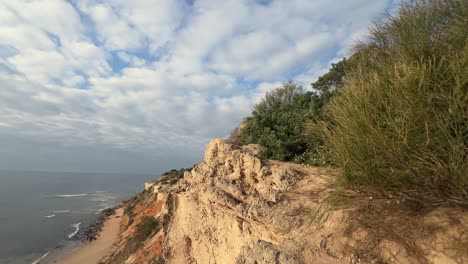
[53,208,123,264]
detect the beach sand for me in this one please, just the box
[53,208,123,264]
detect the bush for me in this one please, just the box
[326,0,467,201]
[106,215,161,263]
[231,63,349,165]
[302,58,349,165]
[152,256,166,264]
[136,216,160,239]
[233,82,326,162]
[158,168,190,185]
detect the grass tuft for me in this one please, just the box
[326,0,468,202]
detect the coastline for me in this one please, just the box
[46,208,123,264]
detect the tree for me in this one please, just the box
[253,82,304,113]
[311,58,347,102]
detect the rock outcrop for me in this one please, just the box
[102,139,468,264]
[164,139,303,264]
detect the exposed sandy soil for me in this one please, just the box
[53,208,123,264]
[101,139,468,264]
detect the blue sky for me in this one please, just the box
[0,0,398,173]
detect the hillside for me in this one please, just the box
[101,139,467,264]
[92,2,468,263]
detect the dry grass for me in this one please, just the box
[326,0,468,202]
[341,191,450,263]
[307,201,333,229]
[306,182,466,264]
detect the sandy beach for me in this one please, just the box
[52,208,123,264]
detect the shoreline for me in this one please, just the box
[78,207,120,242]
[46,208,123,264]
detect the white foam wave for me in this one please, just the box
[67,222,81,239]
[44,214,56,218]
[52,210,70,213]
[88,197,109,202]
[53,193,88,198]
[31,251,50,264]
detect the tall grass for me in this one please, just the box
[326,0,467,202]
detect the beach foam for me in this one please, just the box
[44,214,56,218]
[68,222,81,239]
[53,193,88,198]
[31,251,50,264]
[52,210,70,213]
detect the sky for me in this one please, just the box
[0,0,398,174]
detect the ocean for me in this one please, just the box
[0,170,154,264]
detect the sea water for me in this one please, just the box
[0,170,154,264]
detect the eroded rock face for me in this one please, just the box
[144,182,155,191]
[103,139,468,264]
[165,139,303,264]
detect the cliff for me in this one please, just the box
[101,139,467,264]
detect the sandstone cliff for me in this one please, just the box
[102,139,467,264]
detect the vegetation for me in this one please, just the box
[231,81,336,165]
[232,0,467,202]
[326,0,467,201]
[311,58,348,102]
[158,168,191,185]
[231,56,348,166]
[136,216,161,239]
[152,256,166,264]
[106,215,161,263]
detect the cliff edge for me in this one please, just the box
[101,139,467,264]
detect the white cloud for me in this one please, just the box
[0,25,56,50]
[83,3,143,51]
[117,52,146,67]
[77,0,190,52]
[0,0,399,172]
[1,0,83,42]
[7,42,111,87]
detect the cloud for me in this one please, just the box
[76,0,190,52]
[117,52,146,67]
[0,0,399,173]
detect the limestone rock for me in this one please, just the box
[102,139,468,264]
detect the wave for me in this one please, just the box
[31,251,50,264]
[52,193,88,198]
[88,197,109,202]
[44,214,56,218]
[97,203,113,211]
[52,210,70,213]
[67,222,81,239]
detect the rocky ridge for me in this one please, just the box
[101,139,467,264]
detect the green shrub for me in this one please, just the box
[158,168,190,185]
[231,63,350,165]
[327,0,467,201]
[311,58,348,102]
[302,58,349,165]
[233,82,326,162]
[136,216,161,239]
[106,216,161,263]
[152,256,166,264]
